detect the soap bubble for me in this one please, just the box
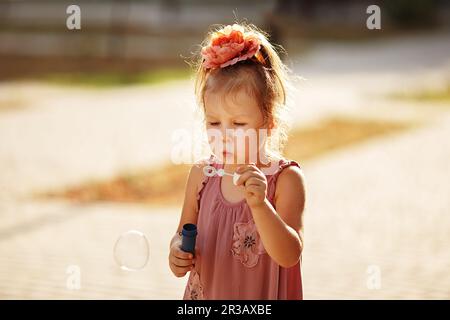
[113,230,149,271]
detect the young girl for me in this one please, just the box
[168,23,306,300]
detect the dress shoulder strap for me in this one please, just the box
[266,159,302,201]
[195,154,217,203]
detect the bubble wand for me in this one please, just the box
[203,166,241,185]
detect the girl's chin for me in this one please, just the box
[219,152,232,159]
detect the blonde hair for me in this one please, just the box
[192,22,295,160]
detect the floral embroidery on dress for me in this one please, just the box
[186,269,205,300]
[231,220,266,268]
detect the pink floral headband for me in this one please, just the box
[201,24,265,70]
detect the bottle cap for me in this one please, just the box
[182,223,197,237]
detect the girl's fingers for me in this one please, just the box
[245,184,265,196]
[170,255,194,267]
[171,263,193,276]
[173,247,193,260]
[236,164,258,174]
[236,171,265,186]
[235,171,253,186]
[244,176,266,187]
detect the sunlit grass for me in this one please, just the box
[284,117,412,161]
[41,68,192,88]
[388,83,450,102]
[38,117,413,205]
[42,163,191,206]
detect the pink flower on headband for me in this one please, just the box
[201,24,262,69]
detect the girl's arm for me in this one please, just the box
[170,162,204,248]
[236,165,306,268]
[168,162,205,277]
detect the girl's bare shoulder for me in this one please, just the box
[188,157,213,192]
[274,163,306,206]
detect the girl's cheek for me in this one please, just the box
[233,129,260,159]
[207,127,223,145]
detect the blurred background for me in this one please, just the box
[0,0,449,299]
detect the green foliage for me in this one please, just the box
[42,68,191,88]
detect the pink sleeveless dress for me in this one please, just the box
[183,156,303,300]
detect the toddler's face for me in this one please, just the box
[204,89,269,164]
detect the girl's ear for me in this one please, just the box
[259,114,274,135]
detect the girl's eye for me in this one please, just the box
[208,122,220,126]
[234,122,247,126]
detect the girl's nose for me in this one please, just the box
[221,127,232,144]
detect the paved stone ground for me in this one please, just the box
[302,111,450,299]
[1,109,449,299]
[0,33,449,299]
[0,201,186,299]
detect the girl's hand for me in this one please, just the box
[169,237,196,277]
[235,164,268,209]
